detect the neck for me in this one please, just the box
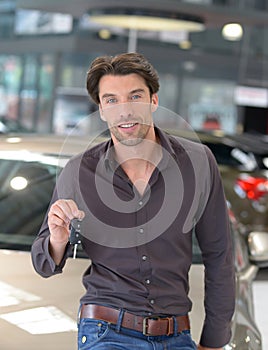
[113,126,160,170]
[112,128,162,195]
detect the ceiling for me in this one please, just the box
[16,0,268,27]
[14,0,268,87]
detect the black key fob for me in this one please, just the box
[69,218,82,258]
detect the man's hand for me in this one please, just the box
[48,199,85,264]
[198,345,223,350]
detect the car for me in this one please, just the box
[165,128,268,236]
[0,133,268,350]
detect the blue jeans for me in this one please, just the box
[77,318,197,349]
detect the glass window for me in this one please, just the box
[36,54,56,132]
[0,55,22,121]
[14,9,73,35]
[181,77,237,134]
[53,53,97,134]
[60,53,93,88]
[158,73,179,112]
[0,13,14,38]
[19,55,38,129]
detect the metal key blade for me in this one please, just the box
[73,244,78,259]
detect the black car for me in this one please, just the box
[167,128,268,235]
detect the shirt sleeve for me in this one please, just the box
[31,184,72,278]
[30,159,77,278]
[195,147,236,348]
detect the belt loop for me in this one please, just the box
[77,304,82,326]
[115,309,124,333]
[172,316,178,336]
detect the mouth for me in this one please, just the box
[118,122,138,129]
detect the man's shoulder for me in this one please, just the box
[167,132,208,154]
[65,139,109,168]
[166,131,217,167]
[83,139,110,159]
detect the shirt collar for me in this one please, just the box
[154,126,176,158]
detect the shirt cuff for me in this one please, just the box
[199,319,232,348]
[43,235,71,274]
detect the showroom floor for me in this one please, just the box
[253,268,268,349]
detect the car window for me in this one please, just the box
[0,159,58,251]
[203,141,260,171]
[203,142,244,167]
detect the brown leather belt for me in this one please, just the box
[80,304,190,336]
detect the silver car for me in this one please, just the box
[0,133,267,350]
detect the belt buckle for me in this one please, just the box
[143,316,159,336]
[142,316,173,336]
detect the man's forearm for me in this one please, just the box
[49,238,68,266]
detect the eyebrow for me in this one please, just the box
[100,89,146,101]
[130,88,146,95]
[101,93,116,101]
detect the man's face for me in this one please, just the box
[98,74,158,146]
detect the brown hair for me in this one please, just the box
[86,52,160,104]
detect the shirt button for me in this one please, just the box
[139,228,144,234]
[142,255,147,261]
[138,201,143,206]
[145,279,151,284]
[150,299,155,305]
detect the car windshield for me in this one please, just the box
[0,159,58,251]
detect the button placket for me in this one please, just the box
[135,194,155,307]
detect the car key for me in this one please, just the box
[69,218,82,259]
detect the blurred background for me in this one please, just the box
[1,0,268,137]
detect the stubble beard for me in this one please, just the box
[110,123,151,146]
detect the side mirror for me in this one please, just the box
[248,232,268,268]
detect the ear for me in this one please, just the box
[151,93,159,113]
[99,104,106,121]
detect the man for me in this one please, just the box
[31,52,235,349]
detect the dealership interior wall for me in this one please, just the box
[1,0,268,135]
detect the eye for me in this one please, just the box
[106,97,117,104]
[131,94,141,100]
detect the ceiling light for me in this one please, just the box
[179,40,192,50]
[222,23,243,41]
[183,61,196,72]
[88,8,205,32]
[98,29,112,40]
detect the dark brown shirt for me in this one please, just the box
[31,127,235,348]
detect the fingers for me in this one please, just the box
[48,199,85,228]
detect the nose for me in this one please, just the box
[118,102,133,119]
